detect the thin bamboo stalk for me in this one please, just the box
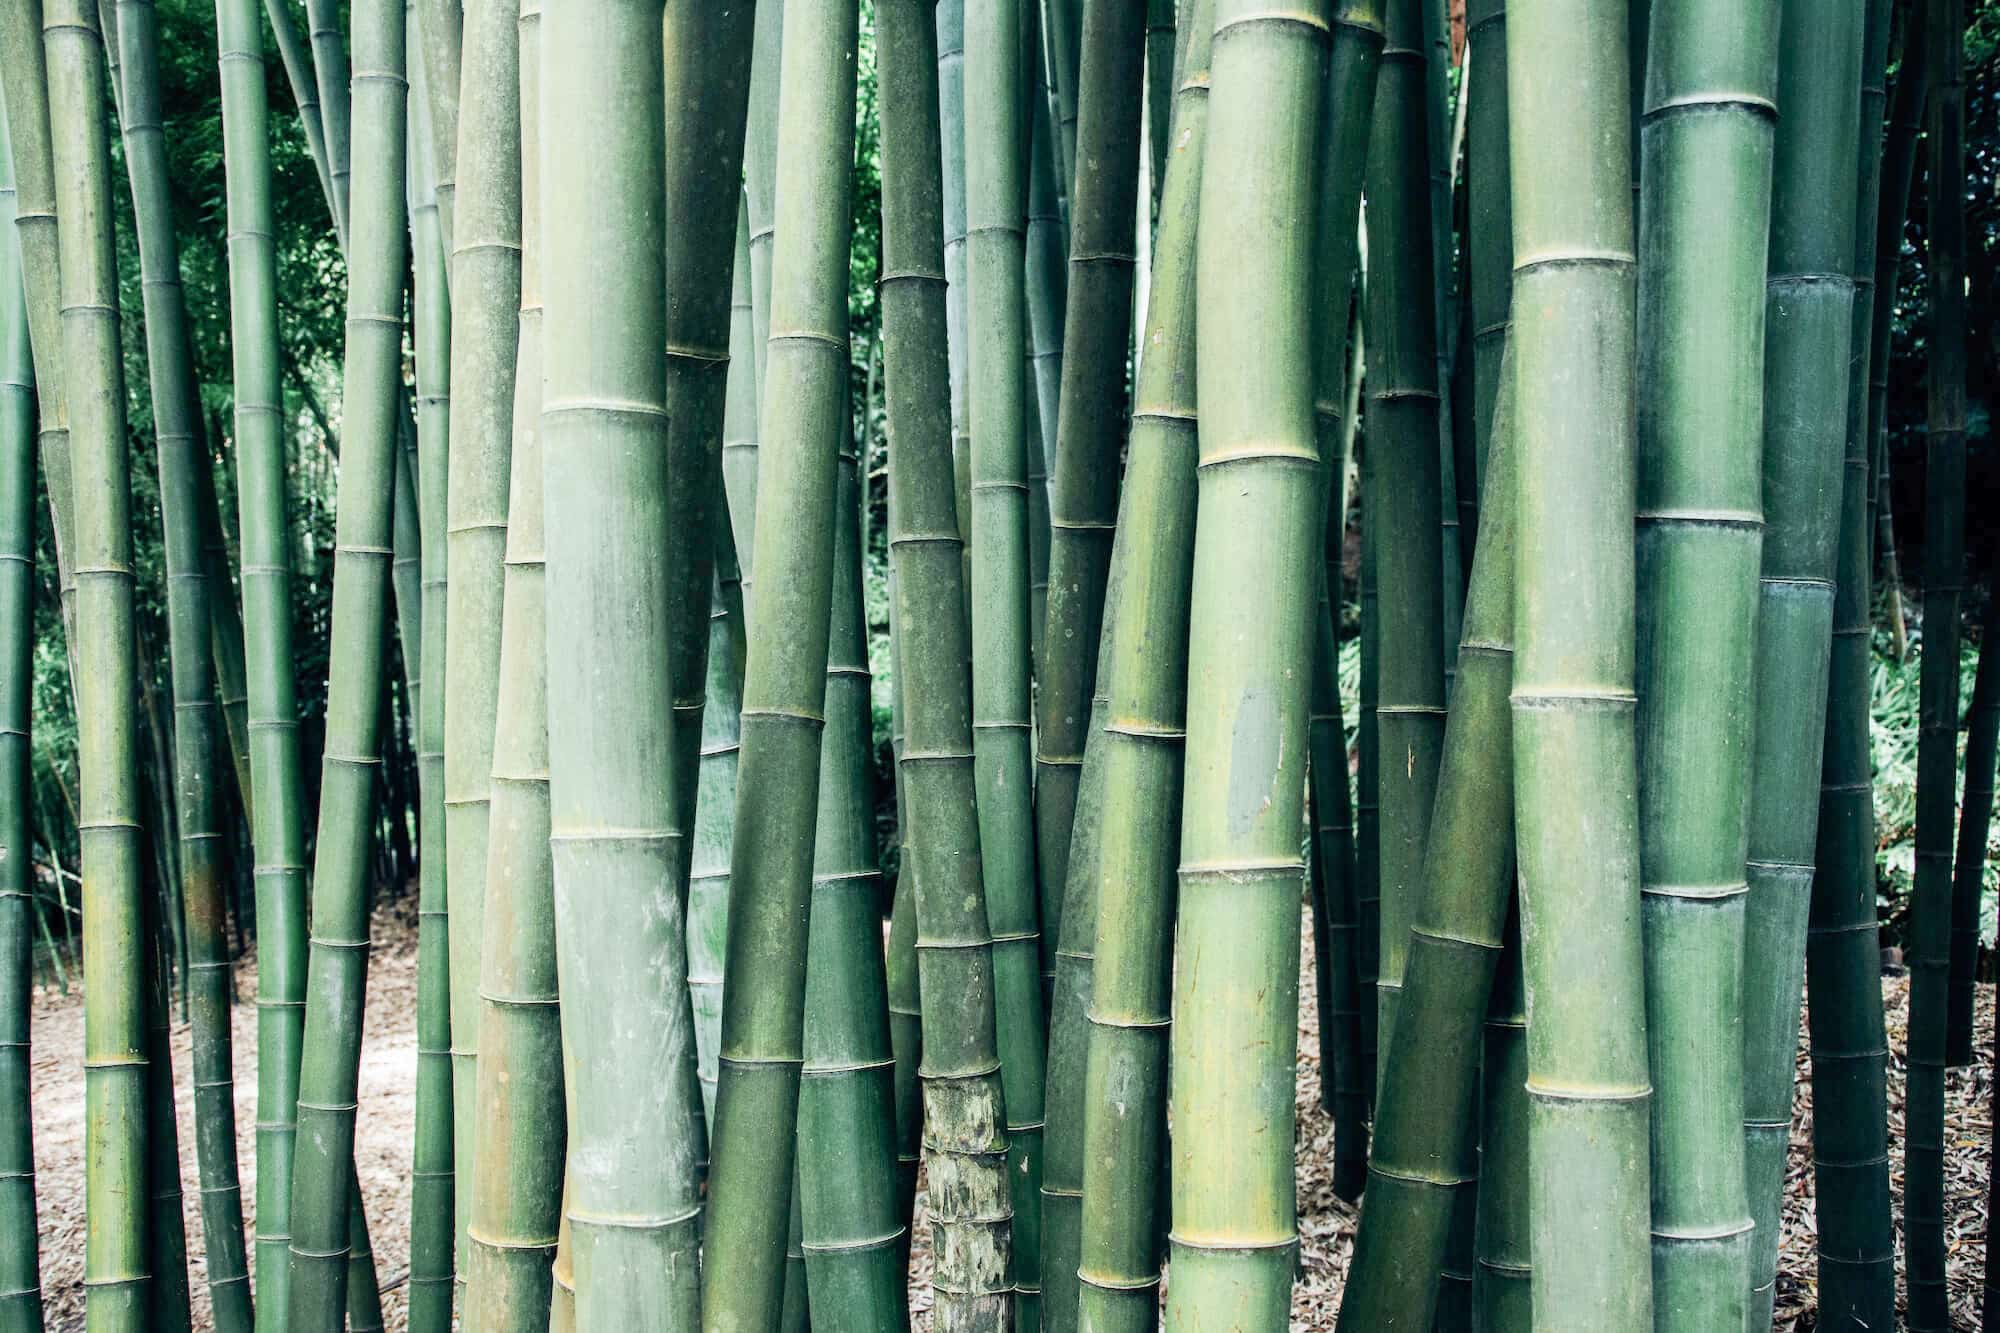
[303,0,350,242]
[415,0,460,249]
[262,0,338,229]
[721,193,760,599]
[743,0,781,434]
[1471,903,1530,1329]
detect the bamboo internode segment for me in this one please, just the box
[1505,0,1653,1327]
[415,0,461,251]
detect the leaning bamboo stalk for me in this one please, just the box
[46,0,149,1321]
[702,2,859,1317]
[1631,1,1776,1323]
[1033,0,1147,983]
[282,0,407,1316]
[720,195,760,600]
[1952,592,2000,1044]
[1905,2,1966,1324]
[1504,0,1653,1324]
[415,0,460,249]
[112,1,253,1322]
[1165,0,1325,1323]
[261,0,338,229]
[1024,3,1066,496]
[1339,343,1516,1332]
[0,93,44,1333]
[744,0,782,415]
[1804,3,1896,1321]
[1471,905,1531,1328]
[1741,3,1867,1323]
[1865,2,1925,594]
[879,0,1014,1318]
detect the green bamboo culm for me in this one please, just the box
[282,0,407,1318]
[1631,0,1777,1323]
[214,0,317,1316]
[1504,0,1654,1325]
[0,84,45,1333]
[1165,0,1325,1325]
[743,0,781,425]
[403,23,456,1325]
[1073,10,1212,1321]
[1472,904,1532,1329]
[1033,0,1147,989]
[1904,0,1967,1325]
[461,0,563,1319]
[882,472,923,1254]
[1024,2,1066,535]
[879,0,1015,1318]
[701,1,860,1321]
[1366,0,1446,1077]
[796,418,906,1324]
[1740,2,1867,1324]
[1952,592,2000,1056]
[304,0,351,243]
[1464,0,1510,492]
[415,0,461,248]
[112,0,253,1322]
[1303,0,1384,1203]
[964,1,1047,1320]
[1354,433,1379,1094]
[443,0,523,1289]
[938,0,972,620]
[1804,0,1897,1321]
[1046,0,1082,203]
[261,0,337,221]
[46,0,150,1321]
[1338,341,1518,1333]
[541,0,702,1321]
[720,194,760,601]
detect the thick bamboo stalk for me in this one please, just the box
[112,1,253,1323]
[281,0,406,1318]
[442,0,522,1288]
[1905,1,1966,1324]
[45,0,149,1321]
[542,0,702,1321]
[1504,0,1653,1324]
[701,1,858,1319]
[1339,342,1516,1332]
[1630,0,1776,1322]
[1741,3,1867,1325]
[1032,0,1146,984]
[879,0,1014,1317]
[0,93,44,1333]
[1802,1,1897,1327]
[796,420,905,1324]
[403,24,455,1325]
[462,0,562,1317]
[1164,0,1326,1322]
[1367,0,1446,1075]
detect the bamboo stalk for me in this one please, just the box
[262,0,338,229]
[303,0,350,243]
[1471,904,1531,1329]
[415,0,460,249]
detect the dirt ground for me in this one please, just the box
[24,898,1996,1330]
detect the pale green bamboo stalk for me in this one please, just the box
[47,0,148,1321]
[415,0,460,249]
[1165,0,1326,1323]
[702,2,859,1318]
[720,193,759,602]
[261,0,338,231]
[282,0,407,1316]
[938,0,972,593]
[743,0,781,425]
[1505,0,1653,1323]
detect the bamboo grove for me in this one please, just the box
[4,0,2000,1328]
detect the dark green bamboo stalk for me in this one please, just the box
[1032,0,1145,982]
[1804,5,1896,1323]
[1471,904,1531,1330]
[139,887,192,1333]
[1339,342,1516,1332]
[46,0,147,1320]
[1165,0,1325,1323]
[1631,1,1777,1322]
[796,420,905,1324]
[702,2,858,1320]
[965,3,1047,1320]
[1354,425,1379,1094]
[882,518,924,1256]
[1044,0,1081,202]
[1505,0,1653,1324]
[1741,2,1866,1324]
[1142,0,1171,205]
[403,27,455,1325]
[1866,2,1925,592]
[1905,2,1966,1324]
[879,0,1014,1317]
[1305,0,1384,1204]
[939,0,972,611]
[462,1,561,1316]
[442,0,522,1289]
[1465,0,1509,487]
[1367,0,1446,1075]
[415,0,460,249]
[282,0,407,1316]
[1024,7,1065,493]
[0,92,44,1333]
[1953,595,2000,1052]
[196,471,255,831]
[112,1,252,1323]
[542,0,702,1321]
[214,0,315,1316]
[1070,12,1207,1323]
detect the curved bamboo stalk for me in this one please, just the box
[282,0,407,1316]
[0,90,44,1333]
[1033,0,1146,987]
[112,1,253,1322]
[702,2,859,1317]
[46,0,149,1321]
[880,0,1014,1317]
[1504,0,1653,1324]
[1164,0,1325,1322]
[1741,2,1867,1325]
